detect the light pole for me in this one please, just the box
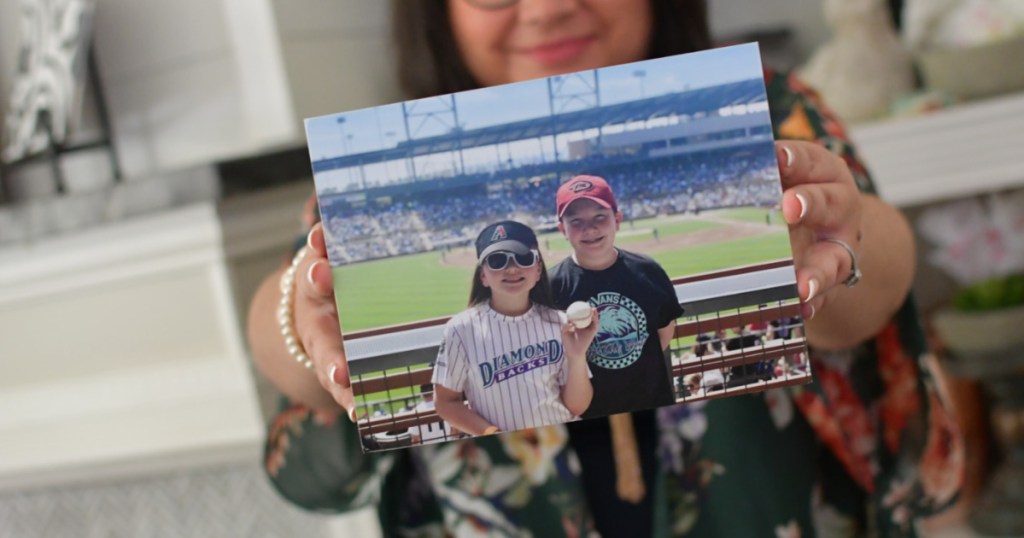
[633,69,647,99]
[336,117,349,155]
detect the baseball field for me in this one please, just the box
[333,207,791,333]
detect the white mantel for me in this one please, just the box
[0,203,264,491]
[850,91,1024,208]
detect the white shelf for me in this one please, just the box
[849,92,1024,208]
[0,204,264,491]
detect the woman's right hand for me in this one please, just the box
[293,222,356,420]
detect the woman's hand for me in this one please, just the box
[293,222,357,418]
[777,141,914,349]
[247,221,354,418]
[777,141,863,321]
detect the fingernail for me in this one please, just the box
[307,259,321,288]
[328,364,338,385]
[809,304,816,321]
[795,193,808,220]
[306,228,316,250]
[347,406,357,423]
[806,279,818,302]
[782,146,794,169]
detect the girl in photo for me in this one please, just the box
[432,220,597,435]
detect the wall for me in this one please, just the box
[709,0,828,60]
[0,0,402,201]
[271,0,401,124]
[91,0,296,178]
[0,0,298,193]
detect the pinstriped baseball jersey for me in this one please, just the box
[431,303,578,432]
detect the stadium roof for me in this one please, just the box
[311,78,766,174]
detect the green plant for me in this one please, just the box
[952,273,1024,312]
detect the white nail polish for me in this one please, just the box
[782,146,794,168]
[328,364,338,385]
[347,406,357,423]
[809,304,816,321]
[795,193,808,220]
[307,260,319,288]
[807,279,818,302]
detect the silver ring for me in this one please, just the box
[823,238,861,288]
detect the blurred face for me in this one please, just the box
[558,198,622,258]
[448,0,653,86]
[480,251,543,298]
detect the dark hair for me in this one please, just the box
[392,0,711,99]
[468,255,558,311]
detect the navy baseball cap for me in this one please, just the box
[475,221,538,262]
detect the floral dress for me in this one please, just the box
[263,71,964,537]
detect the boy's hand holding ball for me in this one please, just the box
[563,302,599,361]
[567,301,594,329]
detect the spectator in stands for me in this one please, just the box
[406,383,454,445]
[432,220,596,435]
[248,1,962,536]
[693,335,725,392]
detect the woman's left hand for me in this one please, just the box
[777,141,863,321]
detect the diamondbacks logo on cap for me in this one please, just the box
[570,180,594,193]
[490,225,507,242]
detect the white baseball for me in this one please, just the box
[566,301,593,329]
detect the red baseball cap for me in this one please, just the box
[556,175,618,219]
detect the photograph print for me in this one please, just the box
[305,43,810,453]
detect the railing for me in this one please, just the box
[347,260,808,442]
[343,259,799,375]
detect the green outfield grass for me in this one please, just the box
[707,207,782,224]
[334,252,475,331]
[334,219,793,332]
[537,217,726,250]
[647,230,791,276]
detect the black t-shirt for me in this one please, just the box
[550,249,684,418]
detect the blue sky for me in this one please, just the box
[305,43,766,190]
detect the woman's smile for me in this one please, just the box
[517,35,596,67]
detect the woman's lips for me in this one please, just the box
[520,36,594,67]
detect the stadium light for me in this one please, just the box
[633,69,647,99]
[337,117,349,156]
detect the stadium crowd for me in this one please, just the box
[319,147,780,263]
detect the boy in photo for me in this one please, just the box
[549,175,684,419]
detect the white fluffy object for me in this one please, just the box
[905,0,1024,52]
[799,0,916,122]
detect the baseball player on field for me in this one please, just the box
[432,220,598,436]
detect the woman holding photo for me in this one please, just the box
[249,1,963,536]
[431,220,596,435]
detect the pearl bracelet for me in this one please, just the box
[278,247,314,370]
